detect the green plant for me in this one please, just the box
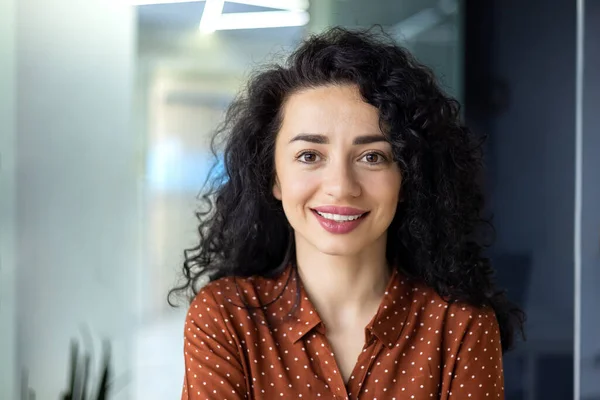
[60,339,111,400]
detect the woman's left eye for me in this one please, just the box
[360,152,387,164]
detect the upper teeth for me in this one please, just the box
[316,211,363,221]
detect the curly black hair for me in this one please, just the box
[169,26,525,352]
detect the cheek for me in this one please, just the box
[362,171,402,206]
[278,169,320,202]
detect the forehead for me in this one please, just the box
[279,84,381,135]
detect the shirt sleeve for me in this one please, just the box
[181,286,248,400]
[446,308,505,399]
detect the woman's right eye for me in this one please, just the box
[297,151,321,163]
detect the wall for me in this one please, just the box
[489,0,575,344]
[15,0,140,398]
[580,1,600,397]
[0,0,17,398]
[471,0,578,398]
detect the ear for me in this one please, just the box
[272,176,282,200]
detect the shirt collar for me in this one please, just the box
[278,267,325,344]
[279,265,411,348]
[366,267,412,348]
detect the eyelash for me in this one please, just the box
[295,151,389,165]
[360,152,389,164]
[296,151,321,164]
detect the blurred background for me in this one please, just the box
[0,0,598,398]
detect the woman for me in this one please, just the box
[172,27,524,400]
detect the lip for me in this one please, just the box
[310,206,369,234]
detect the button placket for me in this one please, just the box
[346,339,383,399]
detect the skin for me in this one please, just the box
[272,83,403,382]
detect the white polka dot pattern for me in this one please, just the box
[181,265,505,399]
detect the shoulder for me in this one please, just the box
[186,276,248,325]
[406,280,501,358]
[195,269,289,306]
[445,302,500,343]
[186,269,291,328]
[408,278,499,335]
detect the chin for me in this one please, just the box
[313,239,366,257]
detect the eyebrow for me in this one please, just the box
[289,134,388,145]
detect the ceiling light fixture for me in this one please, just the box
[198,0,225,33]
[210,10,309,31]
[125,0,310,32]
[129,0,308,11]
[226,0,308,11]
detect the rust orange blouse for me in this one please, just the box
[181,265,504,399]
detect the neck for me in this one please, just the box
[294,235,391,332]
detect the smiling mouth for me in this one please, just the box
[312,210,368,222]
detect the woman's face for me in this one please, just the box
[273,84,402,257]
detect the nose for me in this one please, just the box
[323,159,362,199]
